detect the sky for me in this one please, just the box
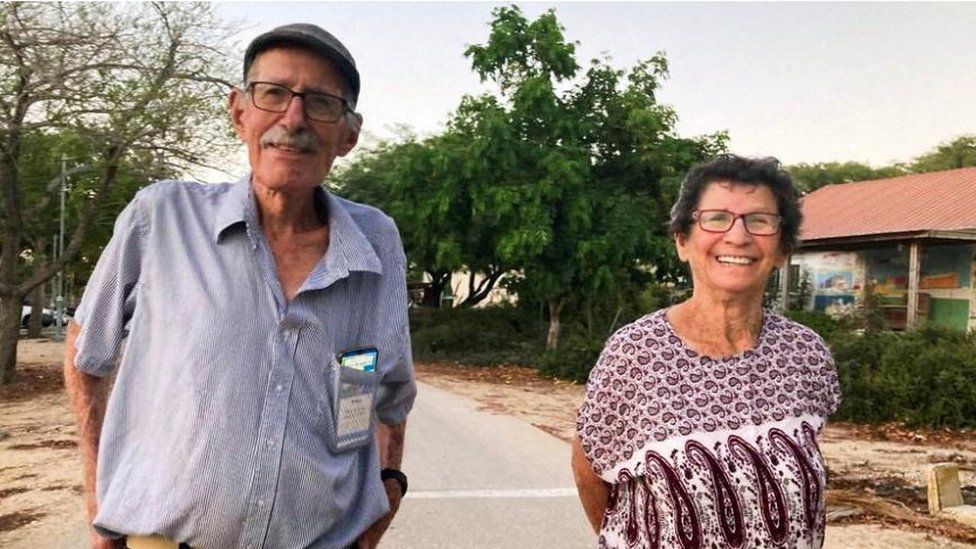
[204,2,976,181]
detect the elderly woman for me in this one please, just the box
[572,154,840,548]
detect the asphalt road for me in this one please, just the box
[383,381,593,548]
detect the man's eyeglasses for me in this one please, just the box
[246,81,350,123]
[692,210,781,236]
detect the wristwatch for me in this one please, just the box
[380,468,408,496]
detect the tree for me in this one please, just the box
[910,135,976,173]
[0,2,237,382]
[787,161,906,194]
[465,6,724,349]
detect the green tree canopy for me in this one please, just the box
[910,135,976,173]
[336,6,725,349]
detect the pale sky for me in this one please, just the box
[202,2,976,181]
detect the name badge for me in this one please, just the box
[330,348,379,452]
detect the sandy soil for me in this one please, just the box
[2,341,975,548]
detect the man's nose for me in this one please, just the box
[280,95,309,128]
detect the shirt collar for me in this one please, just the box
[321,190,383,277]
[213,174,383,277]
[213,173,254,243]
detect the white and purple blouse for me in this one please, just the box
[577,309,841,549]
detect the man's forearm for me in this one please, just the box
[356,420,407,548]
[376,420,406,469]
[63,321,112,521]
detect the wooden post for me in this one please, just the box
[778,258,791,312]
[907,242,921,329]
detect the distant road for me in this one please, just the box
[384,381,594,548]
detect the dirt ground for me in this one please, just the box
[2,340,975,548]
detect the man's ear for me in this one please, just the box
[337,112,362,157]
[228,87,246,139]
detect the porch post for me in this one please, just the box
[778,257,791,312]
[907,241,921,329]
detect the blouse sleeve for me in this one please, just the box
[576,325,647,479]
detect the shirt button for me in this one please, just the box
[257,499,265,507]
[267,439,274,447]
[276,384,283,392]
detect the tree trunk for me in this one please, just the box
[26,281,44,338]
[0,293,23,383]
[457,269,504,308]
[420,272,450,308]
[545,297,564,351]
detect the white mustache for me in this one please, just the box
[259,126,321,153]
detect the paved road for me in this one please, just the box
[383,381,593,548]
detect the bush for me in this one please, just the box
[784,309,852,341]
[830,325,976,428]
[536,333,606,384]
[409,305,545,366]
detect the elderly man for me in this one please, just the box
[64,24,416,549]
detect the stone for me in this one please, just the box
[927,463,963,514]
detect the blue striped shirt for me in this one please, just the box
[73,175,416,548]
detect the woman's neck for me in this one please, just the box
[667,293,765,357]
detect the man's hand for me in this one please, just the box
[353,477,403,549]
[89,531,125,549]
[354,420,407,548]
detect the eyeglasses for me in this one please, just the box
[692,209,781,236]
[246,81,350,123]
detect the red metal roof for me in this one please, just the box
[799,167,976,242]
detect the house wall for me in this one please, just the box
[794,243,975,330]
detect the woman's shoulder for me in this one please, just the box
[605,308,671,348]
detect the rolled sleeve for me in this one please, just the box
[73,194,146,376]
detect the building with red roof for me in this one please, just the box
[785,167,976,330]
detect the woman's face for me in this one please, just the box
[675,181,786,300]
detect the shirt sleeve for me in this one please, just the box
[576,328,642,479]
[373,224,416,425]
[816,337,842,417]
[72,194,146,376]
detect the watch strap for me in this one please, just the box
[380,468,408,496]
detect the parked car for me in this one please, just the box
[21,305,71,328]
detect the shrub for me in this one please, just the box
[409,305,544,366]
[784,309,852,341]
[536,333,606,384]
[830,325,976,428]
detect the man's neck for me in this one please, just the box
[252,184,326,238]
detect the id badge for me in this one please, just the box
[329,348,379,452]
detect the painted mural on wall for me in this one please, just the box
[797,244,974,329]
[795,251,863,316]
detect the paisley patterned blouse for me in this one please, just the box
[576,309,840,549]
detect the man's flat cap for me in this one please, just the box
[243,23,360,105]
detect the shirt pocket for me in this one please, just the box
[323,356,379,453]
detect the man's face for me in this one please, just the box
[229,46,362,193]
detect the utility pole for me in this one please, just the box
[56,153,67,338]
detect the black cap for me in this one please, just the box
[243,23,360,106]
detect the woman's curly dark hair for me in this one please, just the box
[668,154,802,256]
